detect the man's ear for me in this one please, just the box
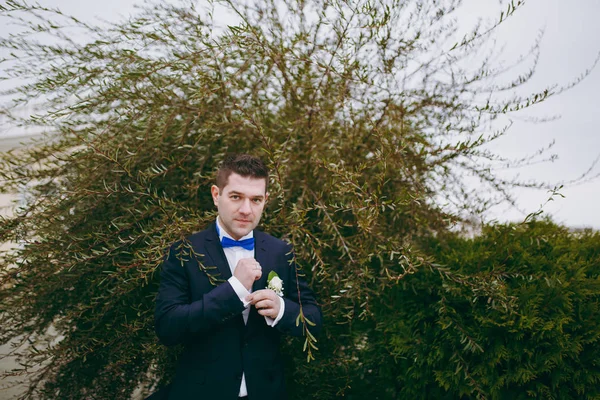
[210,185,220,206]
[265,192,269,203]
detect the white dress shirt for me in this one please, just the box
[216,218,285,397]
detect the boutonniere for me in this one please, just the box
[267,271,284,297]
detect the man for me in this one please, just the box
[154,154,322,400]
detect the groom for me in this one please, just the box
[154,154,322,400]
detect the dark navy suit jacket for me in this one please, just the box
[155,223,322,400]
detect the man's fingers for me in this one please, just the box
[254,299,272,310]
[247,289,274,304]
[246,295,269,306]
[234,258,263,290]
[250,291,280,318]
[257,308,276,317]
[254,289,275,297]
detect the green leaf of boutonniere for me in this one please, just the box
[268,270,278,282]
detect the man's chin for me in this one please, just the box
[233,227,254,239]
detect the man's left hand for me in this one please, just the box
[247,289,281,319]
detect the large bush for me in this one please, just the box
[382,221,600,399]
[283,220,600,399]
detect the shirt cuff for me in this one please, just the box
[265,296,285,327]
[228,276,251,307]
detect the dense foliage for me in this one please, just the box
[0,0,597,399]
[380,221,600,399]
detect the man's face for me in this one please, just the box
[211,172,268,240]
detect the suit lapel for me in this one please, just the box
[252,230,269,292]
[202,223,233,281]
[201,223,246,328]
[246,230,269,333]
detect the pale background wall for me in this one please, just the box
[0,139,23,398]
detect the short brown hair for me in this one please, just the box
[216,154,269,191]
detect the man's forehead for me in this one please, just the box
[222,173,267,195]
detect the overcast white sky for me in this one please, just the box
[1,0,599,229]
[466,0,600,229]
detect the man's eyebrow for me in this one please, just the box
[228,190,265,198]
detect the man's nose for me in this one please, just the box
[239,199,251,214]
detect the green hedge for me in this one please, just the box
[317,221,600,399]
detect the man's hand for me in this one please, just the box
[247,289,281,319]
[234,258,262,291]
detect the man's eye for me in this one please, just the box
[231,195,240,200]
[252,198,262,204]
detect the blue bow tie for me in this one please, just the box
[221,236,255,251]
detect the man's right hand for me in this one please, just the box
[234,258,262,290]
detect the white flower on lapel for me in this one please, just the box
[267,271,284,297]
